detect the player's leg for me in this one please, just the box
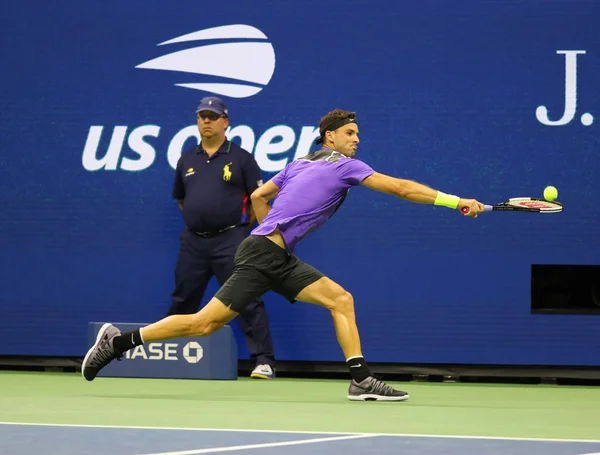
[82,237,272,381]
[141,297,237,342]
[278,261,409,401]
[294,277,362,360]
[82,298,239,381]
[273,260,362,364]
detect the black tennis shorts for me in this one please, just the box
[214,234,325,313]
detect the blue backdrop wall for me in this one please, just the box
[1,0,599,365]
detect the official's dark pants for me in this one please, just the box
[167,226,275,367]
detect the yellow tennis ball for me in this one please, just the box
[544,185,558,201]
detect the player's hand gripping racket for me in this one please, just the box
[461,197,563,214]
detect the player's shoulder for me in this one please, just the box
[340,155,366,164]
[336,155,372,171]
[295,149,346,163]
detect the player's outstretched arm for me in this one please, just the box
[361,172,484,217]
[250,180,280,224]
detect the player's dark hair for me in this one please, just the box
[314,109,357,145]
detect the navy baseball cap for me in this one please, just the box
[196,96,228,117]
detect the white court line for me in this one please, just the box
[136,434,378,455]
[1,422,600,444]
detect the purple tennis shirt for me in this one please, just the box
[252,149,375,252]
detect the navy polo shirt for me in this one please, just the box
[173,140,263,232]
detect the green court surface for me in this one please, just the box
[1,371,599,440]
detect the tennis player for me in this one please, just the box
[82,109,484,401]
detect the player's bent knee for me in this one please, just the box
[185,297,237,336]
[331,290,355,314]
[189,313,223,337]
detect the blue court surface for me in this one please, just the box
[2,423,600,455]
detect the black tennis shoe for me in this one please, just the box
[347,376,409,401]
[82,323,123,381]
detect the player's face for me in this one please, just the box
[330,123,360,158]
[196,111,229,139]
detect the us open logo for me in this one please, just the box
[136,24,276,98]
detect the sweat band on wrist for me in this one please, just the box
[434,191,460,209]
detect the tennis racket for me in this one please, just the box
[462,197,563,214]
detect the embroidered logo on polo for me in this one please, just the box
[223,162,233,181]
[136,24,276,98]
[185,168,195,177]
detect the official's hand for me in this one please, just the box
[458,199,485,218]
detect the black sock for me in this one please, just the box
[113,329,144,354]
[346,356,371,382]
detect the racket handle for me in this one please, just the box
[461,205,493,214]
